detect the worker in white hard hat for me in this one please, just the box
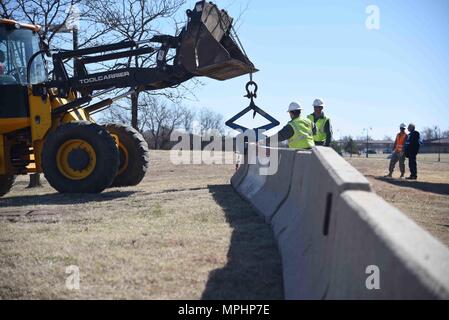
[307,98,332,146]
[385,123,408,178]
[267,102,315,149]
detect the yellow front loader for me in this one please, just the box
[0,1,256,197]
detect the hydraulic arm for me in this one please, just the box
[30,1,257,115]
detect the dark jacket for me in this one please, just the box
[404,130,420,157]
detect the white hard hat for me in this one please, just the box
[400,123,406,129]
[287,102,302,112]
[313,98,325,108]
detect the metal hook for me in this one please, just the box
[245,80,258,99]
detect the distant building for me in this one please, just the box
[361,140,394,153]
[336,139,394,154]
[420,138,449,154]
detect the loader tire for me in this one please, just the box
[42,121,119,194]
[105,124,149,187]
[0,175,15,197]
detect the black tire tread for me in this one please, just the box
[0,175,15,197]
[105,123,150,187]
[42,121,119,194]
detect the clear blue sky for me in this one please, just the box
[184,0,449,139]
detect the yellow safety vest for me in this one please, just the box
[288,117,315,149]
[307,114,329,143]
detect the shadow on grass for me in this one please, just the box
[0,190,137,207]
[375,177,449,195]
[202,184,284,300]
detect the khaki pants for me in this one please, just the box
[389,151,405,175]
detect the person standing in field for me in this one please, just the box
[270,102,316,149]
[404,123,421,180]
[307,98,332,147]
[385,123,408,178]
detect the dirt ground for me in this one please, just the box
[1,150,447,299]
[0,151,283,299]
[345,153,449,246]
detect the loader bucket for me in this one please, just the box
[179,1,257,81]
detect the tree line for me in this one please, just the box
[421,126,449,141]
[100,98,225,150]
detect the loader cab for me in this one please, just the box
[0,20,47,85]
[0,19,48,129]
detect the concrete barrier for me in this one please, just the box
[275,147,371,299]
[250,149,297,222]
[235,156,267,202]
[270,151,311,241]
[230,161,248,189]
[327,190,449,299]
[230,146,449,299]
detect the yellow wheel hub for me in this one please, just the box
[117,143,129,175]
[110,134,129,175]
[56,139,97,180]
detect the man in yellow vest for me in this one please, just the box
[307,98,332,146]
[268,102,315,149]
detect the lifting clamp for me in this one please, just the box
[225,80,280,141]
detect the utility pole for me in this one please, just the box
[363,127,372,158]
[366,133,369,158]
[435,126,441,163]
[48,25,79,50]
[72,26,79,50]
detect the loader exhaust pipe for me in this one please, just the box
[179,1,257,81]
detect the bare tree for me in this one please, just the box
[434,126,441,140]
[199,107,224,136]
[102,95,194,150]
[99,103,135,127]
[1,0,84,43]
[84,0,186,130]
[182,107,196,133]
[442,129,449,139]
[342,136,359,157]
[422,126,436,141]
[141,96,192,149]
[0,0,18,18]
[27,172,42,189]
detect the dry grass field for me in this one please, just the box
[346,153,449,246]
[1,149,448,299]
[0,151,283,299]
